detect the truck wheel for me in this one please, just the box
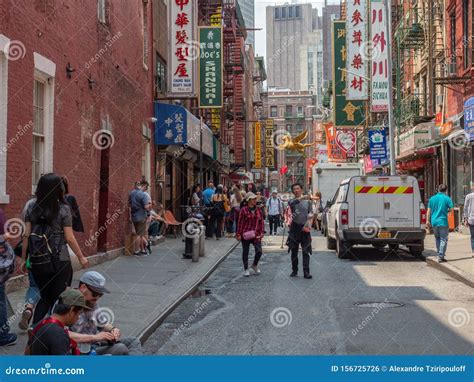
[409,241,424,258]
[327,234,336,250]
[336,232,351,259]
[388,244,399,251]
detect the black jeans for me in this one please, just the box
[268,215,280,234]
[288,223,312,274]
[241,239,262,270]
[31,260,73,325]
[209,212,224,238]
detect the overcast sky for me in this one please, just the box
[254,0,340,60]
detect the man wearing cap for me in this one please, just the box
[266,190,283,236]
[68,271,142,355]
[29,289,90,355]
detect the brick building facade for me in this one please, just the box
[0,0,153,256]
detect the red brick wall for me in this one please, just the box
[1,0,153,256]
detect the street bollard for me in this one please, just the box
[199,225,205,257]
[192,236,200,262]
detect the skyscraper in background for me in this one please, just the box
[321,4,340,89]
[266,3,313,89]
[238,0,255,48]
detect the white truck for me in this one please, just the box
[311,163,363,235]
[326,175,426,259]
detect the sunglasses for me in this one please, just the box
[86,285,103,298]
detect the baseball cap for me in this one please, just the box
[244,192,257,201]
[79,271,110,294]
[59,289,92,310]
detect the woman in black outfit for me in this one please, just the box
[21,173,89,325]
[62,176,84,233]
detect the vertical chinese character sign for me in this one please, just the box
[332,21,365,127]
[199,27,223,108]
[265,119,275,169]
[346,0,368,100]
[154,103,187,145]
[255,122,262,169]
[370,0,389,112]
[168,0,196,96]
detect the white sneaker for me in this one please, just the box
[243,269,250,277]
[251,265,261,274]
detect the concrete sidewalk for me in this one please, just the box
[1,236,238,355]
[423,232,474,288]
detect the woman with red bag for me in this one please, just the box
[236,192,265,277]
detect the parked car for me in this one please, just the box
[326,175,426,259]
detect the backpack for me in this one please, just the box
[0,239,15,284]
[28,216,61,273]
[268,197,282,214]
[213,199,226,215]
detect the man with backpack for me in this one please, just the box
[266,190,283,236]
[28,289,91,355]
[0,209,17,346]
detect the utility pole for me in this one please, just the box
[199,116,203,185]
[384,0,397,175]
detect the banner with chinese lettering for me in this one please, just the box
[325,122,347,161]
[332,21,365,126]
[346,0,368,100]
[370,0,389,112]
[265,119,275,169]
[210,109,221,134]
[464,97,474,141]
[168,0,196,96]
[199,27,223,108]
[255,122,262,168]
[154,103,187,145]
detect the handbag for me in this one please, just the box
[242,209,260,241]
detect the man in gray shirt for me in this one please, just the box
[286,183,313,279]
[129,182,151,256]
[463,184,474,256]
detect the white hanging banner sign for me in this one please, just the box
[346,0,369,100]
[370,0,389,112]
[168,0,197,96]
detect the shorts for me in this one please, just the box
[133,220,147,236]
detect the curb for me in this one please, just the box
[138,241,239,344]
[422,252,474,288]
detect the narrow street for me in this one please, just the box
[144,233,473,355]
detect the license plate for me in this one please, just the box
[377,231,391,239]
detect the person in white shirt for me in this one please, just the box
[463,184,474,256]
[266,190,283,235]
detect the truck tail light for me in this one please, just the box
[340,208,349,226]
[420,204,427,225]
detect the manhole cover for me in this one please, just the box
[354,301,404,308]
[190,289,212,298]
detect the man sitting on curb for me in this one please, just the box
[68,271,143,355]
[28,289,90,355]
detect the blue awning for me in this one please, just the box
[464,97,474,141]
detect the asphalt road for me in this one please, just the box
[143,233,474,355]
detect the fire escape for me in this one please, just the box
[223,0,246,166]
[393,0,437,135]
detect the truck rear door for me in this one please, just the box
[382,177,416,227]
[353,177,385,227]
